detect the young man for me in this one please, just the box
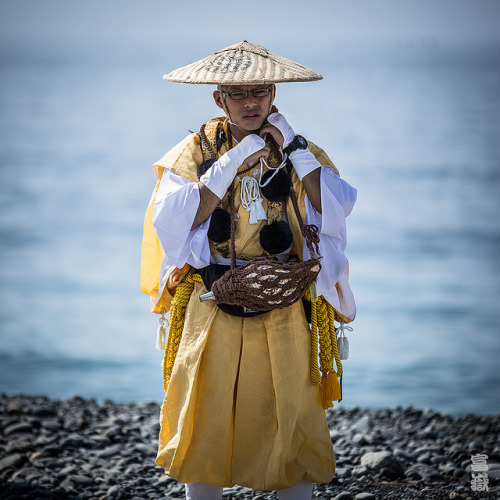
[141,41,357,500]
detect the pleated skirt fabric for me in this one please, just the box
[156,282,335,490]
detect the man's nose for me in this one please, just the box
[243,94,258,107]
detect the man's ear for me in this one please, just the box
[213,90,224,110]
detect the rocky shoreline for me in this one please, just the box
[0,394,498,499]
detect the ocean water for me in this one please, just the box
[0,46,499,415]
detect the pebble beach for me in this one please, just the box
[0,394,498,499]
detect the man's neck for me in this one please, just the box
[229,124,260,143]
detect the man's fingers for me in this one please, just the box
[259,124,284,147]
[243,146,270,165]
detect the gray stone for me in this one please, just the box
[360,451,393,470]
[106,485,123,498]
[351,414,372,434]
[417,425,438,439]
[439,462,458,475]
[41,419,61,430]
[34,435,58,446]
[430,454,448,464]
[90,434,112,445]
[223,486,245,496]
[61,433,92,448]
[351,465,370,477]
[406,463,442,481]
[167,483,185,496]
[6,399,25,414]
[31,405,56,417]
[72,474,94,487]
[354,493,376,500]
[333,493,352,500]
[393,448,417,462]
[60,477,75,491]
[157,475,175,485]
[11,467,42,481]
[59,465,78,475]
[352,433,368,445]
[414,445,442,455]
[488,462,500,480]
[335,466,352,478]
[134,443,156,456]
[330,429,342,442]
[95,444,123,459]
[360,450,404,478]
[6,439,32,453]
[0,453,23,472]
[4,422,33,435]
[417,452,432,464]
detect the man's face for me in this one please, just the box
[213,85,272,132]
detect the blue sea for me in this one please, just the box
[1,44,499,416]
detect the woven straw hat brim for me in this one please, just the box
[163,41,322,85]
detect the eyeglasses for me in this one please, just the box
[221,87,271,101]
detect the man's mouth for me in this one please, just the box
[243,112,260,121]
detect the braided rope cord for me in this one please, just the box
[162,272,203,391]
[199,124,217,159]
[317,298,333,375]
[304,288,343,408]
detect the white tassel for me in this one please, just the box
[156,309,168,350]
[336,321,353,360]
[249,201,258,224]
[241,176,267,225]
[337,335,349,360]
[156,325,166,350]
[254,197,267,220]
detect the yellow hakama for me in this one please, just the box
[156,282,335,490]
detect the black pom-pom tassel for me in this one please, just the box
[198,158,217,180]
[260,169,292,202]
[207,208,231,243]
[259,220,294,255]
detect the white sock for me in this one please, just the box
[184,478,314,500]
[185,481,223,500]
[277,478,314,500]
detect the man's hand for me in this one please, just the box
[259,123,284,148]
[266,113,295,147]
[244,145,271,165]
[192,134,266,229]
[266,112,323,213]
[199,134,265,199]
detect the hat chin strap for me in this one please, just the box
[217,84,276,130]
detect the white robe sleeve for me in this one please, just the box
[304,167,357,321]
[152,169,211,269]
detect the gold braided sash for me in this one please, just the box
[304,287,343,409]
[162,272,203,391]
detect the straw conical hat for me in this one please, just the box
[163,41,322,85]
